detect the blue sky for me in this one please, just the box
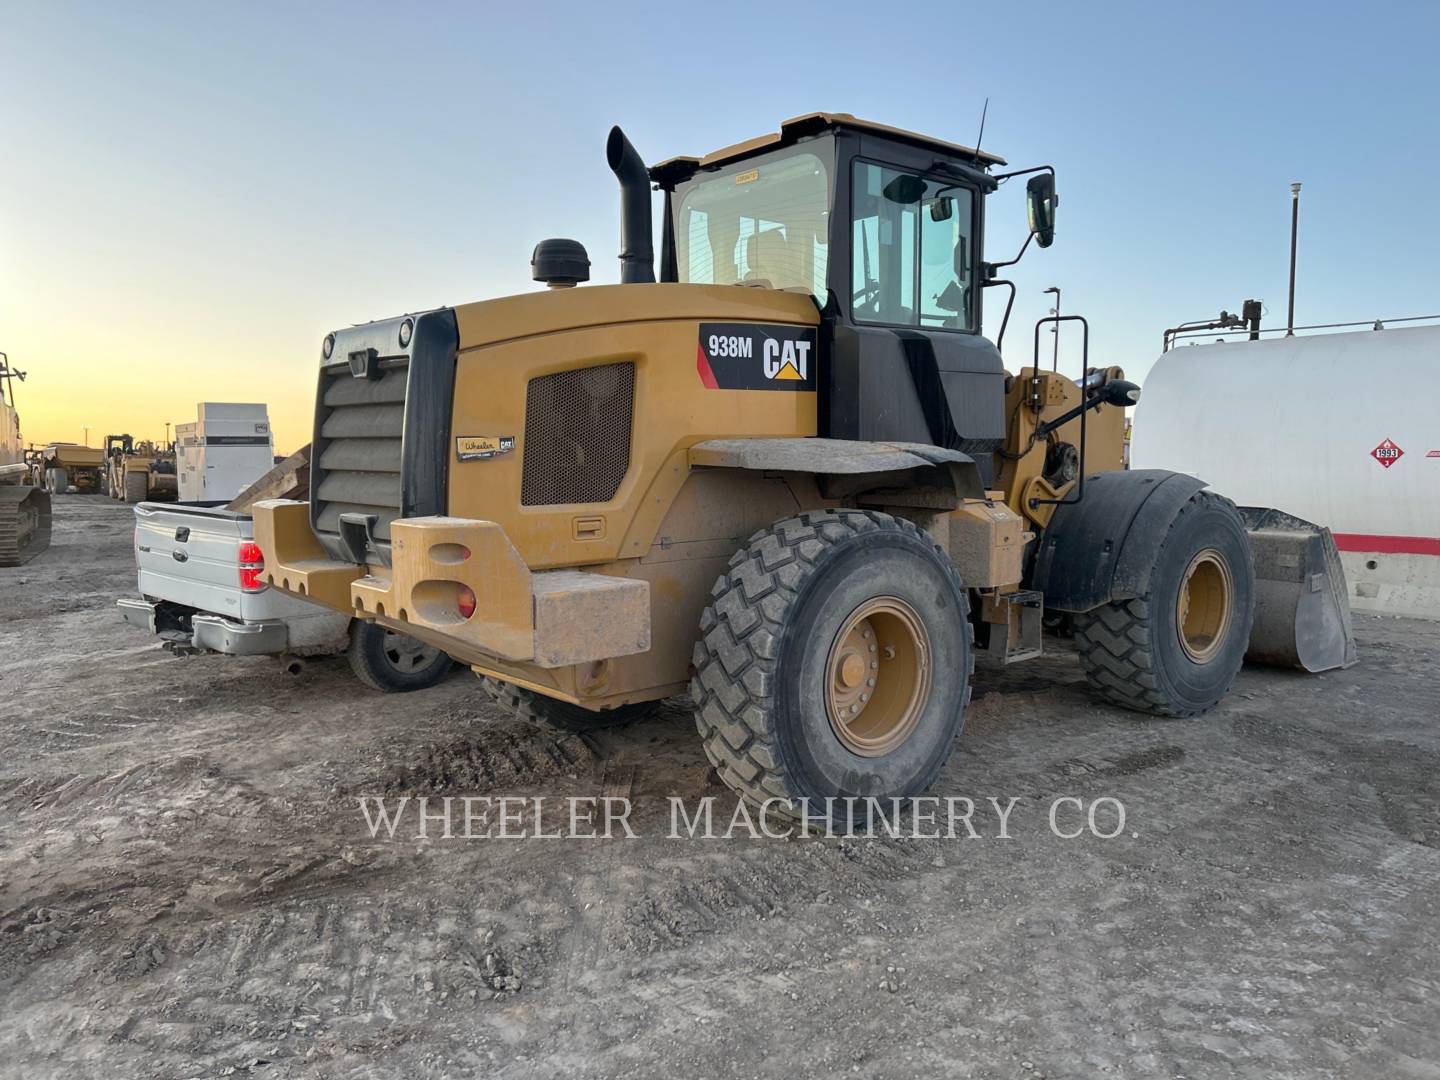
[2,0,1436,451]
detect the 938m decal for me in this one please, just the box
[697,323,818,391]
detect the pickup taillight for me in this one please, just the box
[239,541,266,592]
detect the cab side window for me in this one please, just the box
[851,161,974,330]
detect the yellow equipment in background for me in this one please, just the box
[37,442,104,494]
[104,434,178,503]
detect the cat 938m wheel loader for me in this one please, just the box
[253,113,1354,817]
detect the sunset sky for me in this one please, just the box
[3,1,1436,455]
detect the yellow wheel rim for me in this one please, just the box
[825,597,931,757]
[1177,548,1234,663]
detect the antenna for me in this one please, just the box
[974,97,990,156]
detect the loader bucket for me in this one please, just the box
[1238,507,1357,673]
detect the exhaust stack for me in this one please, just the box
[606,126,655,284]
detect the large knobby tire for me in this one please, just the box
[691,510,972,820]
[1073,490,1255,717]
[124,471,148,503]
[346,621,453,692]
[477,676,661,731]
[46,467,68,493]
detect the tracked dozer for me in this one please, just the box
[251,113,1355,817]
[0,356,52,566]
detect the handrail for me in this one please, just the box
[1029,314,1091,510]
[1169,312,1440,349]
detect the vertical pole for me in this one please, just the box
[1286,183,1302,336]
[1044,286,1061,371]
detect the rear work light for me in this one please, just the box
[457,585,477,620]
[239,541,267,593]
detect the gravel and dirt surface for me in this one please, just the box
[2,496,1438,1079]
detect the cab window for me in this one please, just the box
[674,147,830,300]
[851,161,974,330]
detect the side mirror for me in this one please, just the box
[1026,173,1057,248]
[929,196,953,222]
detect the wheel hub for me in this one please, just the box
[1177,548,1234,663]
[825,597,931,757]
[383,631,440,673]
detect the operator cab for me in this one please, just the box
[649,113,1056,481]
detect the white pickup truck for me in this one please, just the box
[117,501,452,691]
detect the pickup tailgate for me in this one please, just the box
[134,502,251,618]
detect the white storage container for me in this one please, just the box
[175,402,275,503]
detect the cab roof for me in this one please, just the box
[650,111,1006,186]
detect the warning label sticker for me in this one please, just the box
[1371,438,1405,469]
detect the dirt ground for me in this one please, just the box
[2,496,1437,1079]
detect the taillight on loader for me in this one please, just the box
[239,541,266,592]
[457,585,477,620]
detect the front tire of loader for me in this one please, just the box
[691,510,972,822]
[124,471,148,503]
[477,677,661,731]
[346,621,453,692]
[1072,490,1255,717]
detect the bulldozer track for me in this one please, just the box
[0,484,51,566]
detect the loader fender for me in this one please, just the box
[1031,469,1208,613]
[688,437,985,500]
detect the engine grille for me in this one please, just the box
[313,363,406,540]
[521,362,635,506]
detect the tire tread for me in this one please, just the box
[1072,491,1247,718]
[689,509,973,812]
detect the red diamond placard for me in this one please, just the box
[1371,438,1404,468]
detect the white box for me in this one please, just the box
[175,403,275,503]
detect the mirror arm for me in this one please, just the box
[984,231,1033,275]
[991,163,1056,184]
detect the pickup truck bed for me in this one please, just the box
[119,500,351,655]
[117,501,454,692]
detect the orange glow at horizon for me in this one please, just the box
[3,318,320,458]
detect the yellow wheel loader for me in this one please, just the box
[104,434,178,502]
[0,356,51,566]
[253,113,1353,818]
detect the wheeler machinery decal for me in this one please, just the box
[457,435,515,461]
